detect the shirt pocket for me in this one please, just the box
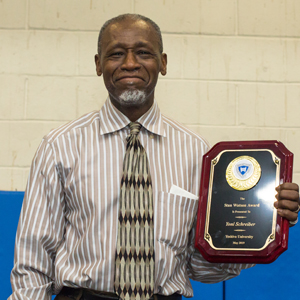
[154,190,199,254]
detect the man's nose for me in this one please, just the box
[121,52,141,70]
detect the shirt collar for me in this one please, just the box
[99,97,166,137]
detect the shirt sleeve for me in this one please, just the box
[186,218,255,283]
[9,138,66,300]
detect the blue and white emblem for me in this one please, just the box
[238,165,249,176]
[233,159,254,180]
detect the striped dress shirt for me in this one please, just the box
[10,98,253,300]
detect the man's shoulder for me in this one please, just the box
[161,114,210,148]
[43,110,100,144]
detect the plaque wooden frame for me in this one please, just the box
[195,140,293,264]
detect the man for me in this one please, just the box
[9,14,300,300]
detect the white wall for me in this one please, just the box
[1,0,300,190]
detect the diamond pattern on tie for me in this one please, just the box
[115,122,154,300]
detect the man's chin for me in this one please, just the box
[118,90,147,105]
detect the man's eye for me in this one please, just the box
[138,51,152,56]
[110,52,123,57]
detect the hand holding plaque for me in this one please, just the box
[195,140,293,264]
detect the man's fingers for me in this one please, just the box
[275,199,299,212]
[275,198,300,224]
[276,182,299,192]
[277,189,299,201]
[276,208,298,223]
[275,183,299,226]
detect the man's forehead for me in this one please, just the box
[101,19,158,50]
[109,19,150,32]
[103,19,153,40]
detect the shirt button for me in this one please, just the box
[149,134,154,139]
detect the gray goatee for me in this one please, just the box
[119,90,146,104]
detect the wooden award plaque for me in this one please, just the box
[195,140,293,264]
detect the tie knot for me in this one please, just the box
[129,122,142,136]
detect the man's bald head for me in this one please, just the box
[97,14,163,54]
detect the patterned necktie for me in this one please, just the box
[114,122,155,300]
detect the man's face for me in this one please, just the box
[95,19,167,109]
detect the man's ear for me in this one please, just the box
[160,53,167,76]
[95,54,102,76]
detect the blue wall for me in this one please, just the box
[2,191,300,300]
[1,191,24,300]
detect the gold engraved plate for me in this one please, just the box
[226,156,261,191]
